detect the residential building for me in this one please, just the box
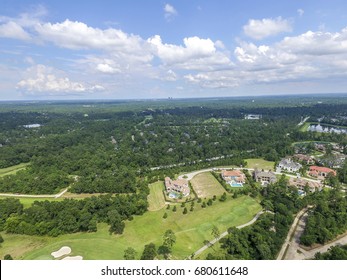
[289,177,323,193]
[253,169,277,185]
[293,154,315,165]
[221,170,246,184]
[308,166,337,178]
[277,158,302,173]
[164,177,190,196]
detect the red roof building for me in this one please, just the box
[308,166,336,178]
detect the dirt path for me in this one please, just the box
[0,187,69,199]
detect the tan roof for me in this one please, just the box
[222,170,243,177]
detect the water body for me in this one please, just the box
[23,124,41,128]
[308,124,347,134]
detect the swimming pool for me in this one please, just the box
[230,182,243,187]
[169,192,179,198]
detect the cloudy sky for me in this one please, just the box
[1,0,347,100]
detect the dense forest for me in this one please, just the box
[0,97,346,259]
[1,100,346,194]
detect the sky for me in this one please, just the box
[1,0,347,100]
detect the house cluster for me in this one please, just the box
[221,170,246,185]
[164,177,190,197]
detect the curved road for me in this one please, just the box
[192,210,272,258]
[278,205,347,260]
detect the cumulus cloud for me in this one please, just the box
[243,17,292,40]
[185,26,347,89]
[164,4,177,21]
[148,35,231,70]
[35,19,145,53]
[0,21,31,40]
[96,63,121,74]
[17,64,104,94]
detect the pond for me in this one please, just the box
[23,124,41,128]
[308,124,347,134]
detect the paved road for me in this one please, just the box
[277,205,347,260]
[277,206,312,260]
[178,167,322,185]
[192,210,271,258]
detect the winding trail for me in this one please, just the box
[192,210,272,258]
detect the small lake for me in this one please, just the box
[23,124,41,128]
[308,124,347,134]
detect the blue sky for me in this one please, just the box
[1,0,347,100]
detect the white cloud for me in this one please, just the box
[35,19,145,53]
[163,69,177,81]
[297,9,304,17]
[96,63,121,74]
[243,17,292,40]
[17,64,104,94]
[148,35,231,70]
[0,21,31,40]
[164,4,177,21]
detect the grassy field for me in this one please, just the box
[299,122,310,132]
[245,158,275,171]
[190,172,225,198]
[3,195,261,260]
[0,163,29,178]
[147,181,166,211]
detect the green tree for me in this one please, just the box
[211,225,220,240]
[124,247,137,260]
[4,254,13,260]
[172,205,177,212]
[163,212,168,219]
[183,207,188,214]
[141,243,157,260]
[163,229,176,250]
[0,234,3,243]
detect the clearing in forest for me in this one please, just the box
[0,163,29,178]
[190,172,225,198]
[245,158,275,171]
[147,181,166,211]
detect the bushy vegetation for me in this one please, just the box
[2,193,148,236]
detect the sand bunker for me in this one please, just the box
[62,256,83,260]
[51,246,72,258]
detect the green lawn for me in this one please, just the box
[299,122,310,132]
[191,172,225,198]
[147,181,166,211]
[11,195,261,260]
[0,197,57,208]
[245,158,275,171]
[0,163,29,178]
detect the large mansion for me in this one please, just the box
[165,177,190,196]
[308,166,337,178]
[253,169,277,185]
[221,170,246,184]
